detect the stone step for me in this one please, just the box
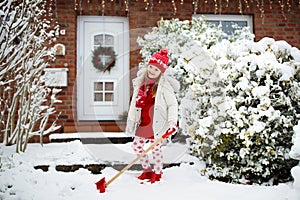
[62,121,126,133]
[34,163,185,174]
[49,132,189,144]
[49,132,133,144]
[34,133,192,175]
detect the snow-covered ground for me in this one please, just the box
[0,133,299,200]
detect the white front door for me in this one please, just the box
[77,16,129,120]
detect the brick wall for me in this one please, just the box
[52,0,300,129]
[53,0,77,128]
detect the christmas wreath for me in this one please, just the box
[92,46,117,72]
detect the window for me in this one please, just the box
[93,34,115,68]
[94,81,114,102]
[94,34,114,46]
[194,14,253,36]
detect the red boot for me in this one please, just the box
[148,173,162,184]
[138,170,154,180]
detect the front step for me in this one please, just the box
[62,121,126,133]
[34,163,183,174]
[49,132,133,144]
[35,133,191,175]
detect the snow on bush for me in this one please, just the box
[290,121,300,160]
[137,17,300,184]
[0,0,61,152]
[289,121,300,198]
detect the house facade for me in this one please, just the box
[50,0,300,133]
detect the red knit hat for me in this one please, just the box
[148,48,169,73]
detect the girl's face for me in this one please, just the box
[147,65,161,79]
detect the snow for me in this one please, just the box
[49,132,130,139]
[290,121,300,160]
[1,135,299,200]
[1,13,300,199]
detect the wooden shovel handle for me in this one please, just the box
[106,136,165,186]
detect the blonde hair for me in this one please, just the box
[140,69,161,97]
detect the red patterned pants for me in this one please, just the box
[132,136,163,174]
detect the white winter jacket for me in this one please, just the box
[126,68,180,139]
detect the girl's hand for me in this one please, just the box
[163,123,178,138]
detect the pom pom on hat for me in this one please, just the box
[148,48,169,73]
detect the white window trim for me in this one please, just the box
[193,14,253,33]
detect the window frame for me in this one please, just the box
[194,14,254,34]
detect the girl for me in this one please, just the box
[126,48,179,183]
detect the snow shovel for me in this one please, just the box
[95,127,177,193]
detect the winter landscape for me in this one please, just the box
[0,132,299,200]
[1,1,300,200]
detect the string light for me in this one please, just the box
[243,0,250,9]
[278,0,287,20]
[74,0,78,10]
[193,0,199,14]
[71,0,297,19]
[260,0,265,23]
[238,0,243,14]
[124,0,129,12]
[286,0,291,12]
[172,0,177,15]
[144,0,149,11]
[79,0,83,15]
[101,0,105,16]
[269,0,273,9]
[226,0,229,7]
[150,0,153,12]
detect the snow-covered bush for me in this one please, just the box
[186,37,300,184]
[138,17,300,184]
[0,0,61,152]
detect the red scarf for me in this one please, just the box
[135,77,157,108]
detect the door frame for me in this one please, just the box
[76,16,129,121]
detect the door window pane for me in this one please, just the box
[105,35,114,46]
[105,93,114,102]
[105,82,114,91]
[94,35,104,46]
[94,81,114,103]
[94,82,103,91]
[94,34,114,47]
[94,93,103,101]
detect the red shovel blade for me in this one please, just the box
[95,177,106,193]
